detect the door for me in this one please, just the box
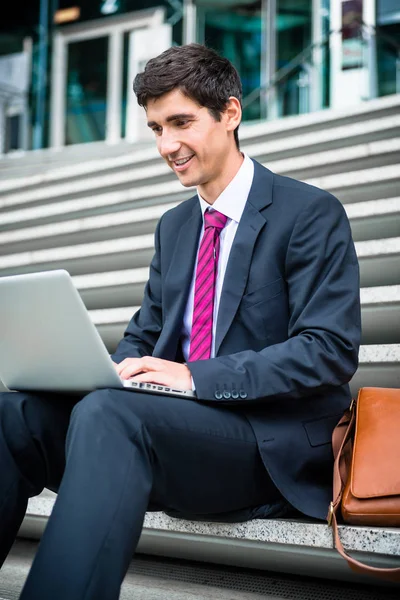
[50,9,170,148]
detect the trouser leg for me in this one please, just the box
[0,391,77,566]
[20,388,154,600]
[20,388,280,600]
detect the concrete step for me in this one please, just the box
[5,538,397,600]
[1,92,398,186]
[360,286,400,344]
[80,284,400,345]
[0,196,398,256]
[350,344,400,394]
[243,114,400,163]
[271,138,400,182]
[0,180,188,223]
[0,540,274,600]
[1,167,398,245]
[0,203,171,252]
[0,234,155,275]
[87,289,400,349]
[0,139,152,177]
[239,93,400,145]
[306,164,400,205]
[18,488,400,590]
[2,139,399,213]
[347,197,400,241]
[1,112,399,198]
[355,237,400,287]
[0,235,398,289]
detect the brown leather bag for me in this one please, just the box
[328,387,400,581]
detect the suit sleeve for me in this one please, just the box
[111,218,163,363]
[188,194,362,402]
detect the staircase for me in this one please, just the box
[0,93,399,395]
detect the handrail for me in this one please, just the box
[242,20,400,111]
[364,21,400,52]
[242,28,336,110]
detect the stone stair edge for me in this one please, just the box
[1,197,399,244]
[24,492,400,556]
[84,285,400,303]
[239,92,400,139]
[85,287,399,324]
[0,235,399,270]
[243,114,400,156]
[0,265,388,303]
[91,309,400,338]
[65,269,400,296]
[1,112,399,194]
[1,163,399,221]
[89,298,399,319]
[2,138,400,208]
[1,92,398,184]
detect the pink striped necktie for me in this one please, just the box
[189,208,228,362]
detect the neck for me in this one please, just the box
[199,150,244,205]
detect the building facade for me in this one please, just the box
[0,0,399,153]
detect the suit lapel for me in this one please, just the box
[215,161,274,355]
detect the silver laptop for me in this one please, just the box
[0,269,196,399]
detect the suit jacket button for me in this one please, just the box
[239,390,247,399]
[223,391,231,399]
[214,391,223,399]
[231,391,239,399]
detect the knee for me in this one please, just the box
[71,388,110,419]
[70,389,133,432]
[69,389,149,445]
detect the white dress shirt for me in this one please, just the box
[181,153,255,361]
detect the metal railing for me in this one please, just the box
[242,21,400,121]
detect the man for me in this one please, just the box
[0,44,361,599]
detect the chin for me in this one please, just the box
[177,174,200,188]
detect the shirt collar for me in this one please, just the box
[197,153,254,224]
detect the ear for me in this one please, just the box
[224,96,242,133]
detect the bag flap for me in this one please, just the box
[351,387,400,499]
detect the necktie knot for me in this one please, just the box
[204,209,228,232]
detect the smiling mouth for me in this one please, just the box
[172,155,195,170]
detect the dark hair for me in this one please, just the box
[133,43,242,149]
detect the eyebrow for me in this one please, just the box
[147,113,196,128]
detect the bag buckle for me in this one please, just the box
[327,502,334,527]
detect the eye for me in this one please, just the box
[176,120,189,127]
[152,126,162,136]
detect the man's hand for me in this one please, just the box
[113,357,192,390]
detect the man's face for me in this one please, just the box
[146,89,235,194]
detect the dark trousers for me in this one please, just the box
[0,388,281,599]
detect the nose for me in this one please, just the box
[158,130,180,159]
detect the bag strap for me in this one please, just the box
[328,400,400,582]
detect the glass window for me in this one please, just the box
[197,0,264,122]
[376,0,400,97]
[65,36,108,145]
[276,0,312,116]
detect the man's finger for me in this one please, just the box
[131,372,172,386]
[115,358,143,377]
[119,365,146,380]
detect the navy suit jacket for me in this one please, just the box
[112,159,361,519]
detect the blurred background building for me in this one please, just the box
[0,0,399,155]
